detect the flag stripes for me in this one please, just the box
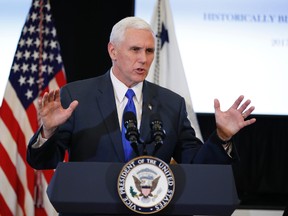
[0,0,66,215]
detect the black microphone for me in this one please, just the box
[123,111,140,156]
[150,113,166,155]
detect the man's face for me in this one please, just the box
[109,28,155,87]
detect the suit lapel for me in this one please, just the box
[95,76,161,160]
[139,82,160,155]
[95,72,125,161]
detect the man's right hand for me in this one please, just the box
[38,89,79,139]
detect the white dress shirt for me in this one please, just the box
[110,69,143,131]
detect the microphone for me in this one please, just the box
[123,111,140,156]
[150,113,166,155]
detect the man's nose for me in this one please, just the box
[138,51,147,64]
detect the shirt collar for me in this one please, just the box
[110,69,143,103]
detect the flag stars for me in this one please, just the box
[48,66,54,75]
[49,53,54,61]
[42,52,48,61]
[21,63,29,73]
[23,26,28,35]
[24,50,31,60]
[51,27,56,37]
[12,63,20,73]
[33,0,40,9]
[6,0,65,112]
[15,51,23,60]
[45,3,51,11]
[45,14,51,23]
[31,64,37,73]
[41,64,47,73]
[26,38,33,47]
[28,25,36,34]
[18,75,26,86]
[38,26,44,35]
[44,27,50,35]
[32,51,39,61]
[50,40,57,49]
[31,12,38,22]
[160,22,169,48]
[25,89,33,100]
[19,39,26,47]
[44,40,49,48]
[34,38,40,47]
[56,54,62,63]
[27,76,35,86]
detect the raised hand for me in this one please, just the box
[214,95,256,141]
[38,89,78,138]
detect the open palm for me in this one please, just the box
[38,89,78,138]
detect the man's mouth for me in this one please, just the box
[135,68,145,73]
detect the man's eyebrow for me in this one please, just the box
[129,46,141,49]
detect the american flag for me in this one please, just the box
[0,0,65,215]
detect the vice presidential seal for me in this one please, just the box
[117,156,175,214]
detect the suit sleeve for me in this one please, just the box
[172,97,238,164]
[26,87,73,170]
[26,127,68,170]
[193,131,238,164]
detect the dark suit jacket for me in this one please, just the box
[27,72,234,169]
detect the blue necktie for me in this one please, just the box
[122,89,136,162]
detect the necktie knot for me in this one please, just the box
[124,89,136,113]
[125,89,135,100]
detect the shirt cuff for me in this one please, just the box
[31,132,48,149]
[210,131,233,157]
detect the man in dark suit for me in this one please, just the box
[27,16,256,170]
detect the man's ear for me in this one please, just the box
[108,42,116,60]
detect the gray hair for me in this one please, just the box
[109,16,155,45]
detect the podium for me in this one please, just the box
[47,162,239,215]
